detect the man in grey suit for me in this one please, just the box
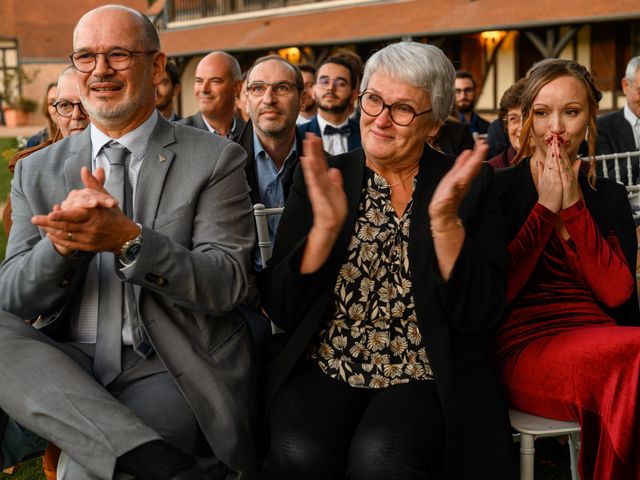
[597,56,640,184]
[179,52,245,142]
[0,5,256,480]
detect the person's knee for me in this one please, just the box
[261,433,340,480]
[347,426,440,480]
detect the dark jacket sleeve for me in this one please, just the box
[434,164,508,334]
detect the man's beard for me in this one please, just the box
[81,70,152,126]
[318,96,350,114]
[156,91,174,111]
[457,100,475,114]
[303,99,316,113]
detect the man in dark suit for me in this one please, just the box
[238,55,304,240]
[155,60,181,122]
[455,70,490,136]
[596,56,640,184]
[298,56,360,155]
[179,51,245,141]
[0,5,256,479]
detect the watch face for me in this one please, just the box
[124,242,142,262]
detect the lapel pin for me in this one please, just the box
[159,153,166,162]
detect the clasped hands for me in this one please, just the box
[32,166,139,257]
[536,134,581,214]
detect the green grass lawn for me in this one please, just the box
[0,137,17,260]
[0,138,45,479]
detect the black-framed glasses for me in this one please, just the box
[70,48,158,73]
[247,81,298,97]
[53,99,87,117]
[359,91,431,126]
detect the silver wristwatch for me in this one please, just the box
[118,224,143,266]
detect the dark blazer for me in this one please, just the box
[236,120,302,205]
[487,118,510,159]
[178,112,245,142]
[433,118,475,157]
[494,158,640,326]
[297,115,361,152]
[596,109,638,183]
[258,146,515,479]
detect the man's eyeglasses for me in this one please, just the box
[53,100,87,117]
[359,91,431,127]
[317,76,350,90]
[70,48,157,73]
[246,81,298,97]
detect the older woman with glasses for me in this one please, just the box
[258,41,514,480]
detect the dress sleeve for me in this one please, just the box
[560,199,634,308]
[506,203,558,304]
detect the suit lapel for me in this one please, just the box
[613,110,638,152]
[408,147,451,273]
[63,129,92,192]
[347,118,361,151]
[135,117,176,227]
[334,149,365,254]
[581,175,612,235]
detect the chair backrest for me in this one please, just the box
[583,150,640,186]
[253,203,285,268]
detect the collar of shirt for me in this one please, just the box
[624,104,640,129]
[202,113,237,137]
[316,114,349,135]
[90,109,159,163]
[252,130,297,174]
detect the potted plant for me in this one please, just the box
[3,96,38,127]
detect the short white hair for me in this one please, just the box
[360,41,455,125]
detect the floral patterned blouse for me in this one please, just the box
[307,166,433,388]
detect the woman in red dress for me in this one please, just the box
[494,58,640,479]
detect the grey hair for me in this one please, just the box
[74,5,160,51]
[360,41,455,125]
[625,56,640,81]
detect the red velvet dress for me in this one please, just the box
[496,200,640,480]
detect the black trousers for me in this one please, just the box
[260,362,445,480]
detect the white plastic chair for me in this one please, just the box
[253,203,285,334]
[509,408,581,480]
[253,203,284,267]
[584,151,640,221]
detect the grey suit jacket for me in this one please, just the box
[0,116,258,475]
[179,113,245,142]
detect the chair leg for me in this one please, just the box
[519,433,535,480]
[568,432,581,480]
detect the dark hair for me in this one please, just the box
[498,77,528,121]
[514,58,602,186]
[333,49,363,84]
[320,56,357,89]
[246,54,303,91]
[165,60,180,86]
[455,69,476,88]
[42,82,57,117]
[298,63,316,78]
